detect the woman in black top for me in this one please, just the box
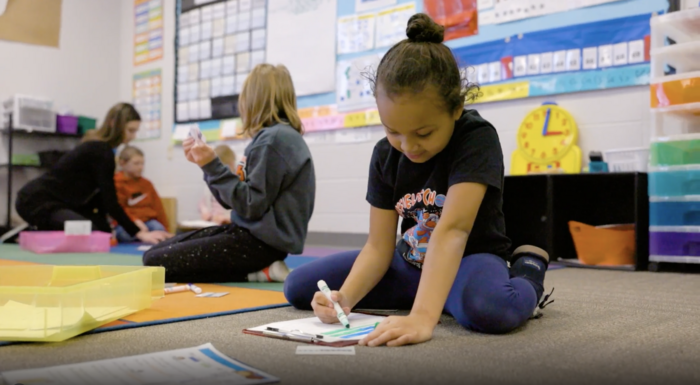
[15,103,171,244]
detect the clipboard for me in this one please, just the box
[243,313,386,347]
[242,329,359,347]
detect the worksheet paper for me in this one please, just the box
[266,0,337,96]
[337,13,376,54]
[1,343,278,385]
[336,53,383,112]
[375,3,415,48]
[248,313,386,343]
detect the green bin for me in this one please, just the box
[650,139,700,167]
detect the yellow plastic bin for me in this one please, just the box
[0,265,164,342]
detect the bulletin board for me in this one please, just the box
[172,0,668,143]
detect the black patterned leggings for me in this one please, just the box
[143,224,287,283]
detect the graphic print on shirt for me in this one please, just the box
[128,192,147,206]
[396,188,447,268]
[236,156,247,181]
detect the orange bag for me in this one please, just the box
[568,221,636,266]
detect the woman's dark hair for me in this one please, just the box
[368,13,479,112]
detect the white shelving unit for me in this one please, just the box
[648,7,700,269]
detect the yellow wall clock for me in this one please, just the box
[510,102,582,175]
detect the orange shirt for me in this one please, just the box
[114,171,167,226]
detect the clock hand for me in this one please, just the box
[542,108,551,136]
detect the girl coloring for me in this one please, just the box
[143,64,315,283]
[284,14,552,346]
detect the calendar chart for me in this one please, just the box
[175,0,268,123]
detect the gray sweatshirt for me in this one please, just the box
[201,123,315,254]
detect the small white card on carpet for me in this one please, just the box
[296,346,356,355]
[64,220,92,235]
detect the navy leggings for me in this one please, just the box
[284,249,541,334]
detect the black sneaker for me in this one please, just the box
[511,245,554,319]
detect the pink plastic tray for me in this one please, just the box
[19,231,111,254]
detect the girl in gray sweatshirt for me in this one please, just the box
[143,64,315,283]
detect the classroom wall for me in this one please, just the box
[0,0,124,226]
[118,1,652,236]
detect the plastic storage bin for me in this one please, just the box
[11,153,40,166]
[56,115,78,135]
[77,116,97,135]
[649,166,700,196]
[603,147,649,172]
[649,226,700,256]
[649,197,700,226]
[568,221,636,266]
[0,265,165,342]
[650,139,700,166]
[2,94,55,133]
[19,231,111,254]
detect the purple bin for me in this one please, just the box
[649,230,700,256]
[56,115,79,135]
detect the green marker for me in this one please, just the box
[317,280,350,329]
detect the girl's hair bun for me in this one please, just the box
[406,13,444,44]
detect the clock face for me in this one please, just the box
[517,104,578,163]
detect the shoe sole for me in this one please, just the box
[512,245,550,263]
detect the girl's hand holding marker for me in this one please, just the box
[312,280,352,327]
[183,126,216,167]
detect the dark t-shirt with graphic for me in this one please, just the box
[366,109,511,268]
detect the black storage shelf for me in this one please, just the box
[1,129,82,139]
[1,115,81,234]
[503,173,649,271]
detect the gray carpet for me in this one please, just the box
[1,268,700,385]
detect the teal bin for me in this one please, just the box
[77,116,97,136]
[649,167,700,197]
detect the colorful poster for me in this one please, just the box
[133,69,162,140]
[375,3,416,48]
[134,0,164,65]
[336,53,383,112]
[356,0,397,12]
[423,0,478,41]
[491,0,625,24]
[337,13,376,54]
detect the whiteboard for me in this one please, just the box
[266,0,337,96]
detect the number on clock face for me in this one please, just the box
[518,106,576,162]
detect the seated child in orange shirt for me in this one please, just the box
[114,146,171,243]
[199,145,236,225]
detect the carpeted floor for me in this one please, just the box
[1,267,699,385]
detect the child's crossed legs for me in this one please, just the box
[284,249,544,334]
